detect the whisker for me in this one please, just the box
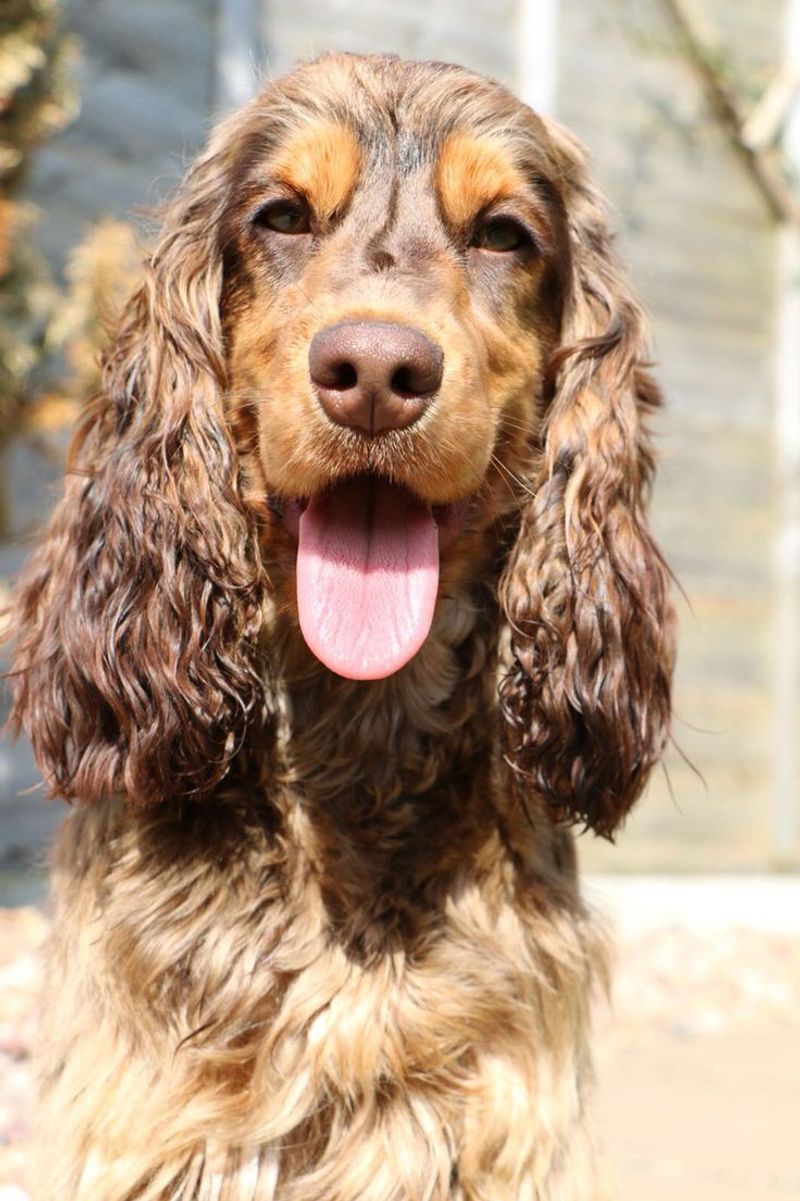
[490,453,536,499]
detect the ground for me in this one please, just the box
[589,877,800,1201]
[1,877,798,1200]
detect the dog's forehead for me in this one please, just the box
[263,118,533,221]
[246,54,550,184]
[236,63,557,234]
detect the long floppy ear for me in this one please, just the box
[499,121,675,838]
[9,130,268,806]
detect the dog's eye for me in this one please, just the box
[471,217,529,253]
[252,199,311,235]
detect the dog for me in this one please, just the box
[10,52,674,1200]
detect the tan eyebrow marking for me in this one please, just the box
[436,133,531,231]
[273,120,363,221]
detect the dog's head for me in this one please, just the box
[10,54,674,835]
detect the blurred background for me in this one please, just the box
[0,1,798,1199]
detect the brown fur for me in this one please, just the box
[7,53,674,1200]
[273,121,363,221]
[436,133,534,230]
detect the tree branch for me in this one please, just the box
[660,0,800,225]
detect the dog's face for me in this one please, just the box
[219,58,569,677]
[224,95,563,506]
[11,54,674,833]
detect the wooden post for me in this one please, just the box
[774,0,800,861]
[518,0,559,116]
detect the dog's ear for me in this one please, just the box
[9,129,268,806]
[499,121,675,838]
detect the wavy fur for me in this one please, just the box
[7,54,673,1201]
[11,125,269,805]
[499,122,675,837]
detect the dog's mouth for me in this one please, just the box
[273,475,468,680]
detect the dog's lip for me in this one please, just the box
[269,479,471,549]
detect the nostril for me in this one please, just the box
[390,366,417,397]
[310,351,359,391]
[390,350,443,398]
[328,361,358,390]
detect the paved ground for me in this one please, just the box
[588,877,800,1201]
[597,1027,799,1200]
[1,876,798,1199]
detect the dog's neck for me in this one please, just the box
[259,579,505,957]
[268,580,500,805]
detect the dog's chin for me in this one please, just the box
[269,473,471,681]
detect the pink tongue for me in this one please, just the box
[297,478,439,680]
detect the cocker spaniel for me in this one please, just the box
[10,53,674,1201]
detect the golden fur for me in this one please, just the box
[8,54,674,1199]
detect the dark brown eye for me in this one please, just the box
[471,216,529,253]
[252,199,311,235]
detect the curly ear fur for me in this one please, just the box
[499,122,675,838]
[9,132,268,806]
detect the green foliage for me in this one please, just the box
[0,0,78,421]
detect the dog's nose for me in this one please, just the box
[309,320,443,435]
